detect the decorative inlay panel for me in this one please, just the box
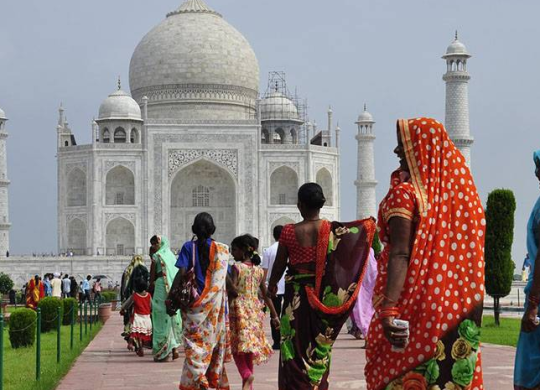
[168,149,238,178]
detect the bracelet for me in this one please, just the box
[381,293,397,304]
[378,307,400,319]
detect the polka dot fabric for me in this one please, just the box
[279,224,317,265]
[365,118,485,390]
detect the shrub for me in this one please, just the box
[37,297,63,332]
[485,189,516,326]
[9,308,37,348]
[0,272,14,295]
[101,291,117,303]
[62,298,78,325]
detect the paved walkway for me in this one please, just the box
[57,314,515,390]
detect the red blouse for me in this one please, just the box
[133,292,151,316]
[279,224,317,265]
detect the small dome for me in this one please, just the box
[357,105,374,123]
[260,92,299,121]
[443,34,470,58]
[0,108,6,120]
[98,89,142,121]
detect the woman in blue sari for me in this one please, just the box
[515,150,540,390]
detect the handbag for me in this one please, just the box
[167,242,200,314]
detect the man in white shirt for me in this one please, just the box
[62,274,71,298]
[262,225,285,350]
[51,273,62,298]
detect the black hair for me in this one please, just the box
[134,277,148,294]
[231,234,261,266]
[192,212,216,276]
[86,275,91,280]
[149,235,159,245]
[273,225,284,242]
[298,182,326,210]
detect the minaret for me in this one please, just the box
[443,32,473,165]
[0,108,11,256]
[355,105,377,219]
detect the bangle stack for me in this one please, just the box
[378,307,400,319]
[528,295,540,307]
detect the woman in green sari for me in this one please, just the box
[150,235,183,362]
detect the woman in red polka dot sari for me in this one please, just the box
[365,118,485,390]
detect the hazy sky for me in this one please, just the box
[0,0,538,266]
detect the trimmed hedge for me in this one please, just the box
[101,291,117,303]
[62,298,78,325]
[0,272,14,295]
[9,308,37,348]
[37,297,63,333]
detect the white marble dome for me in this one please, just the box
[0,108,6,120]
[98,89,142,121]
[129,0,259,112]
[357,109,374,123]
[260,92,299,121]
[445,39,469,57]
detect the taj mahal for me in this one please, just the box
[0,0,474,283]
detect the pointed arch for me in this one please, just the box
[67,218,87,255]
[316,168,333,207]
[67,168,86,207]
[114,127,126,143]
[106,217,135,256]
[270,166,298,205]
[106,166,135,205]
[102,128,110,143]
[170,159,236,248]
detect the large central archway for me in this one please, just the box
[170,159,236,251]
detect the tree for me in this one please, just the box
[0,272,14,296]
[485,189,516,326]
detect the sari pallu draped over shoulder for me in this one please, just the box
[180,241,232,390]
[278,218,375,390]
[365,118,485,390]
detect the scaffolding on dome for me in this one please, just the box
[259,71,309,144]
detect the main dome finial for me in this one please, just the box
[167,0,222,18]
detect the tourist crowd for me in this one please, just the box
[111,117,492,390]
[23,273,117,309]
[34,117,540,389]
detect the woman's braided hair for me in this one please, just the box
[231,234,261,265]
[192,212,216,275]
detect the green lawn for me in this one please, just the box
[481,315,521,347]
[3,319,102,390]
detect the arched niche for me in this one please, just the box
[67,218,87,255]
[170,159,236,249]
[270,166,298,205]
[316,168,333,207]
[67,168,86,207]
[106,217,135,256]
[106,166,135,205]
[114,127,126,143]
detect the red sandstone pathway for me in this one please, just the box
[56,314,514,389]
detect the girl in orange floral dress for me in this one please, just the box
[229,234,280,390]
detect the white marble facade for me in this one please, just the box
[56,0,340,255]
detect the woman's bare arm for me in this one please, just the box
[383,217,413,307]
[260,279,280,329]
[381,216,414,347]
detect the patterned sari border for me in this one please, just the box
[399,119,428,217]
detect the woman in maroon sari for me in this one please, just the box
[269,183,375,390]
